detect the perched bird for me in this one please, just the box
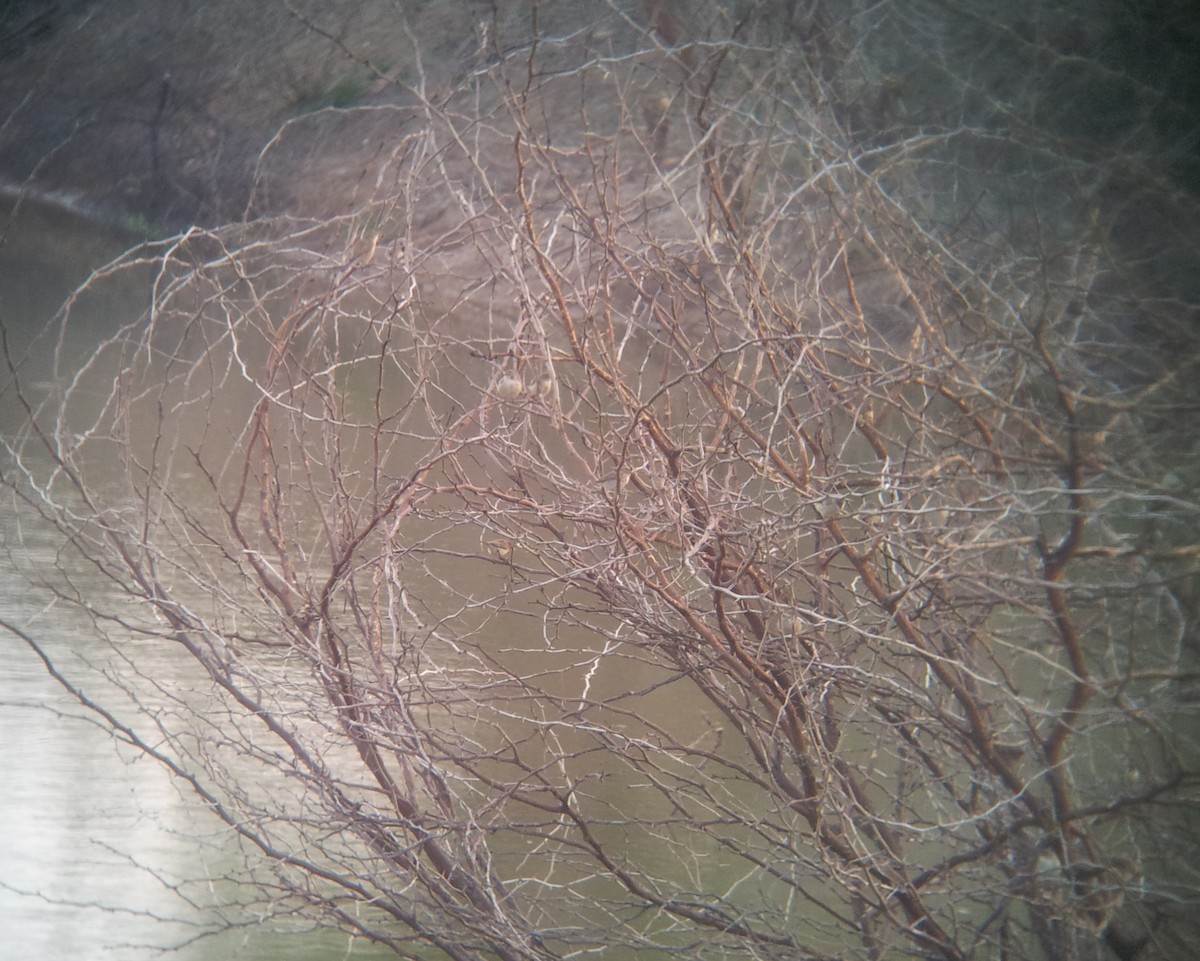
[533,371,554,399]
[495,375,524,400]
[485,537,514,559]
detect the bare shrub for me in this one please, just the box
[4,2,1198,959]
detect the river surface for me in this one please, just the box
[0,201,707,961]
[0,202,396,961]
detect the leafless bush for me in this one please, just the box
[4,2,1199,959]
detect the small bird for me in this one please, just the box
[533,372,554,399]
[495,375,524,400]
[485,538,514,560]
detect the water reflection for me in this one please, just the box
[1,504,206,957]
[0,199,795,961]
[0,203,396,960]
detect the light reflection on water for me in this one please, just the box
[0,504,209,958]
[0,203,397,961]
[0,200,784,961]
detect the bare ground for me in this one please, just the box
[0,0,604,231]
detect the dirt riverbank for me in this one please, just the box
[0,0,590,233]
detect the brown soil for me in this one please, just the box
[0,0,590,231]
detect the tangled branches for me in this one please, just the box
[4,2,1198,959]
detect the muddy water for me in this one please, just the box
[0,203,402,961]
[0,202,728,961]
